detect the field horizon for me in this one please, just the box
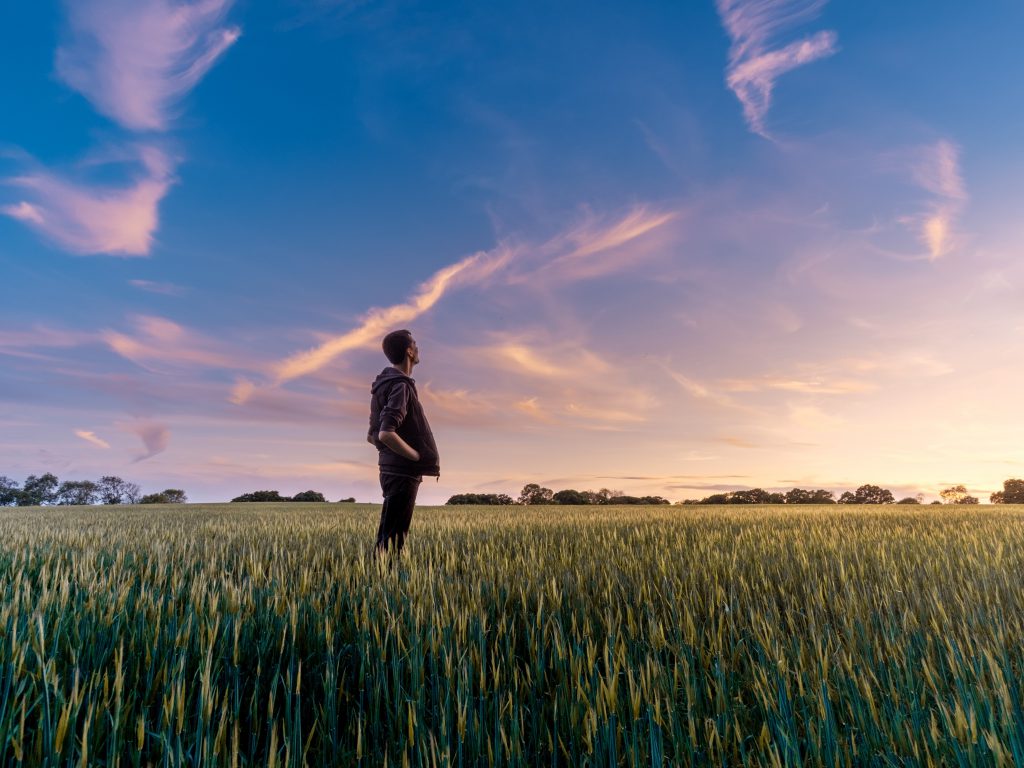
[3,502,1024,765]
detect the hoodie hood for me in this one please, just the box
[371,367,414,395]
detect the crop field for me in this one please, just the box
[2,503,1024,766]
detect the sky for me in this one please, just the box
[2,0,1023,504]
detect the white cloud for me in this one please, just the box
[56,0,240,131]
[716,0,838,136]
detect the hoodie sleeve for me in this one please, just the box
[379,381,410,432]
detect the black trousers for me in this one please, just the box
[375,472,421,556]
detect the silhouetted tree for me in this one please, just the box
[446,493,515,505]
[0,476,19,506]
[552,489,590,505]
[291,490,327,502]
[701,493,731,504]
[785,488,835,504]
[19,473,59,506]
[139,489,188,504]
[232,490,288,502]
[728,488,785,504]
[838,485,895,504]
[56,480,99,506]
[338,497,356,503]
[991,479,1024,504]
[97,475,141,505]
[940,485,972,504]
[518,484,553,505]
[896,497,921,504]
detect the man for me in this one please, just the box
[367,329,440,557]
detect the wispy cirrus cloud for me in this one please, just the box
[103,314,245,370]
[56,0,241,131]
[129,279,187,296]
[716,0,838,136]
[903,140,967,259]
[515,205,679,284]
[74,429,110,449]
[267,246,516,387]
[2,146,174,256]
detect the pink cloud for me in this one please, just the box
[2,146,174,256]
[515,205,680,284]
[905,140,967,259]
[716,0,838,136]
[102,314,251,371]
[267,246,515,387]
[126,421,170,462]
[56,0,240,131]
[74,429,110,449]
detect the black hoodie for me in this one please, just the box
[368,367,440,477]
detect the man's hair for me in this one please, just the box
[382,330,413,365]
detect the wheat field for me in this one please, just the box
[1,503,1023,766]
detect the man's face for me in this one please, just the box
[408,338,419,365]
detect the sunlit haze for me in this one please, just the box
[3,1,1023,503]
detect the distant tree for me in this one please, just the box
[232,490,288,502]
[728,488,784,504]
[162,489,187,504]
[0,476,19,506]
[930,500,942,505]
[446,493,515,505]
[552,489,590,505]
[96,476,141,505]
[838,485,895,504]
[338,497,356,503]
[518,484,553,505]
[785,488,835,504]
[56,480,99,506]
[940,485,972,504]
[139,493,169,504]
[19,473,60,506]
[896,497,921,505]
[992,479,1024,504]
[606,495,670,505]
[701,493,731,505]
[291,490,327,502]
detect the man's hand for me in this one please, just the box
[378,430,420,462]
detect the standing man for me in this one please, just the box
[367,329,440,558]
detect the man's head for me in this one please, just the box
[382,329,419,366]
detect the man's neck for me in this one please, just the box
[392,361,414,376]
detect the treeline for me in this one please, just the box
[0,473,186,506]
[230,490,356,503]
[683,480,1024,505]
[447,484,670,506]
[447,480,1024,507]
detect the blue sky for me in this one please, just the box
[2,0,1023,503]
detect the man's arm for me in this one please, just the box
[377,430,420,461]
